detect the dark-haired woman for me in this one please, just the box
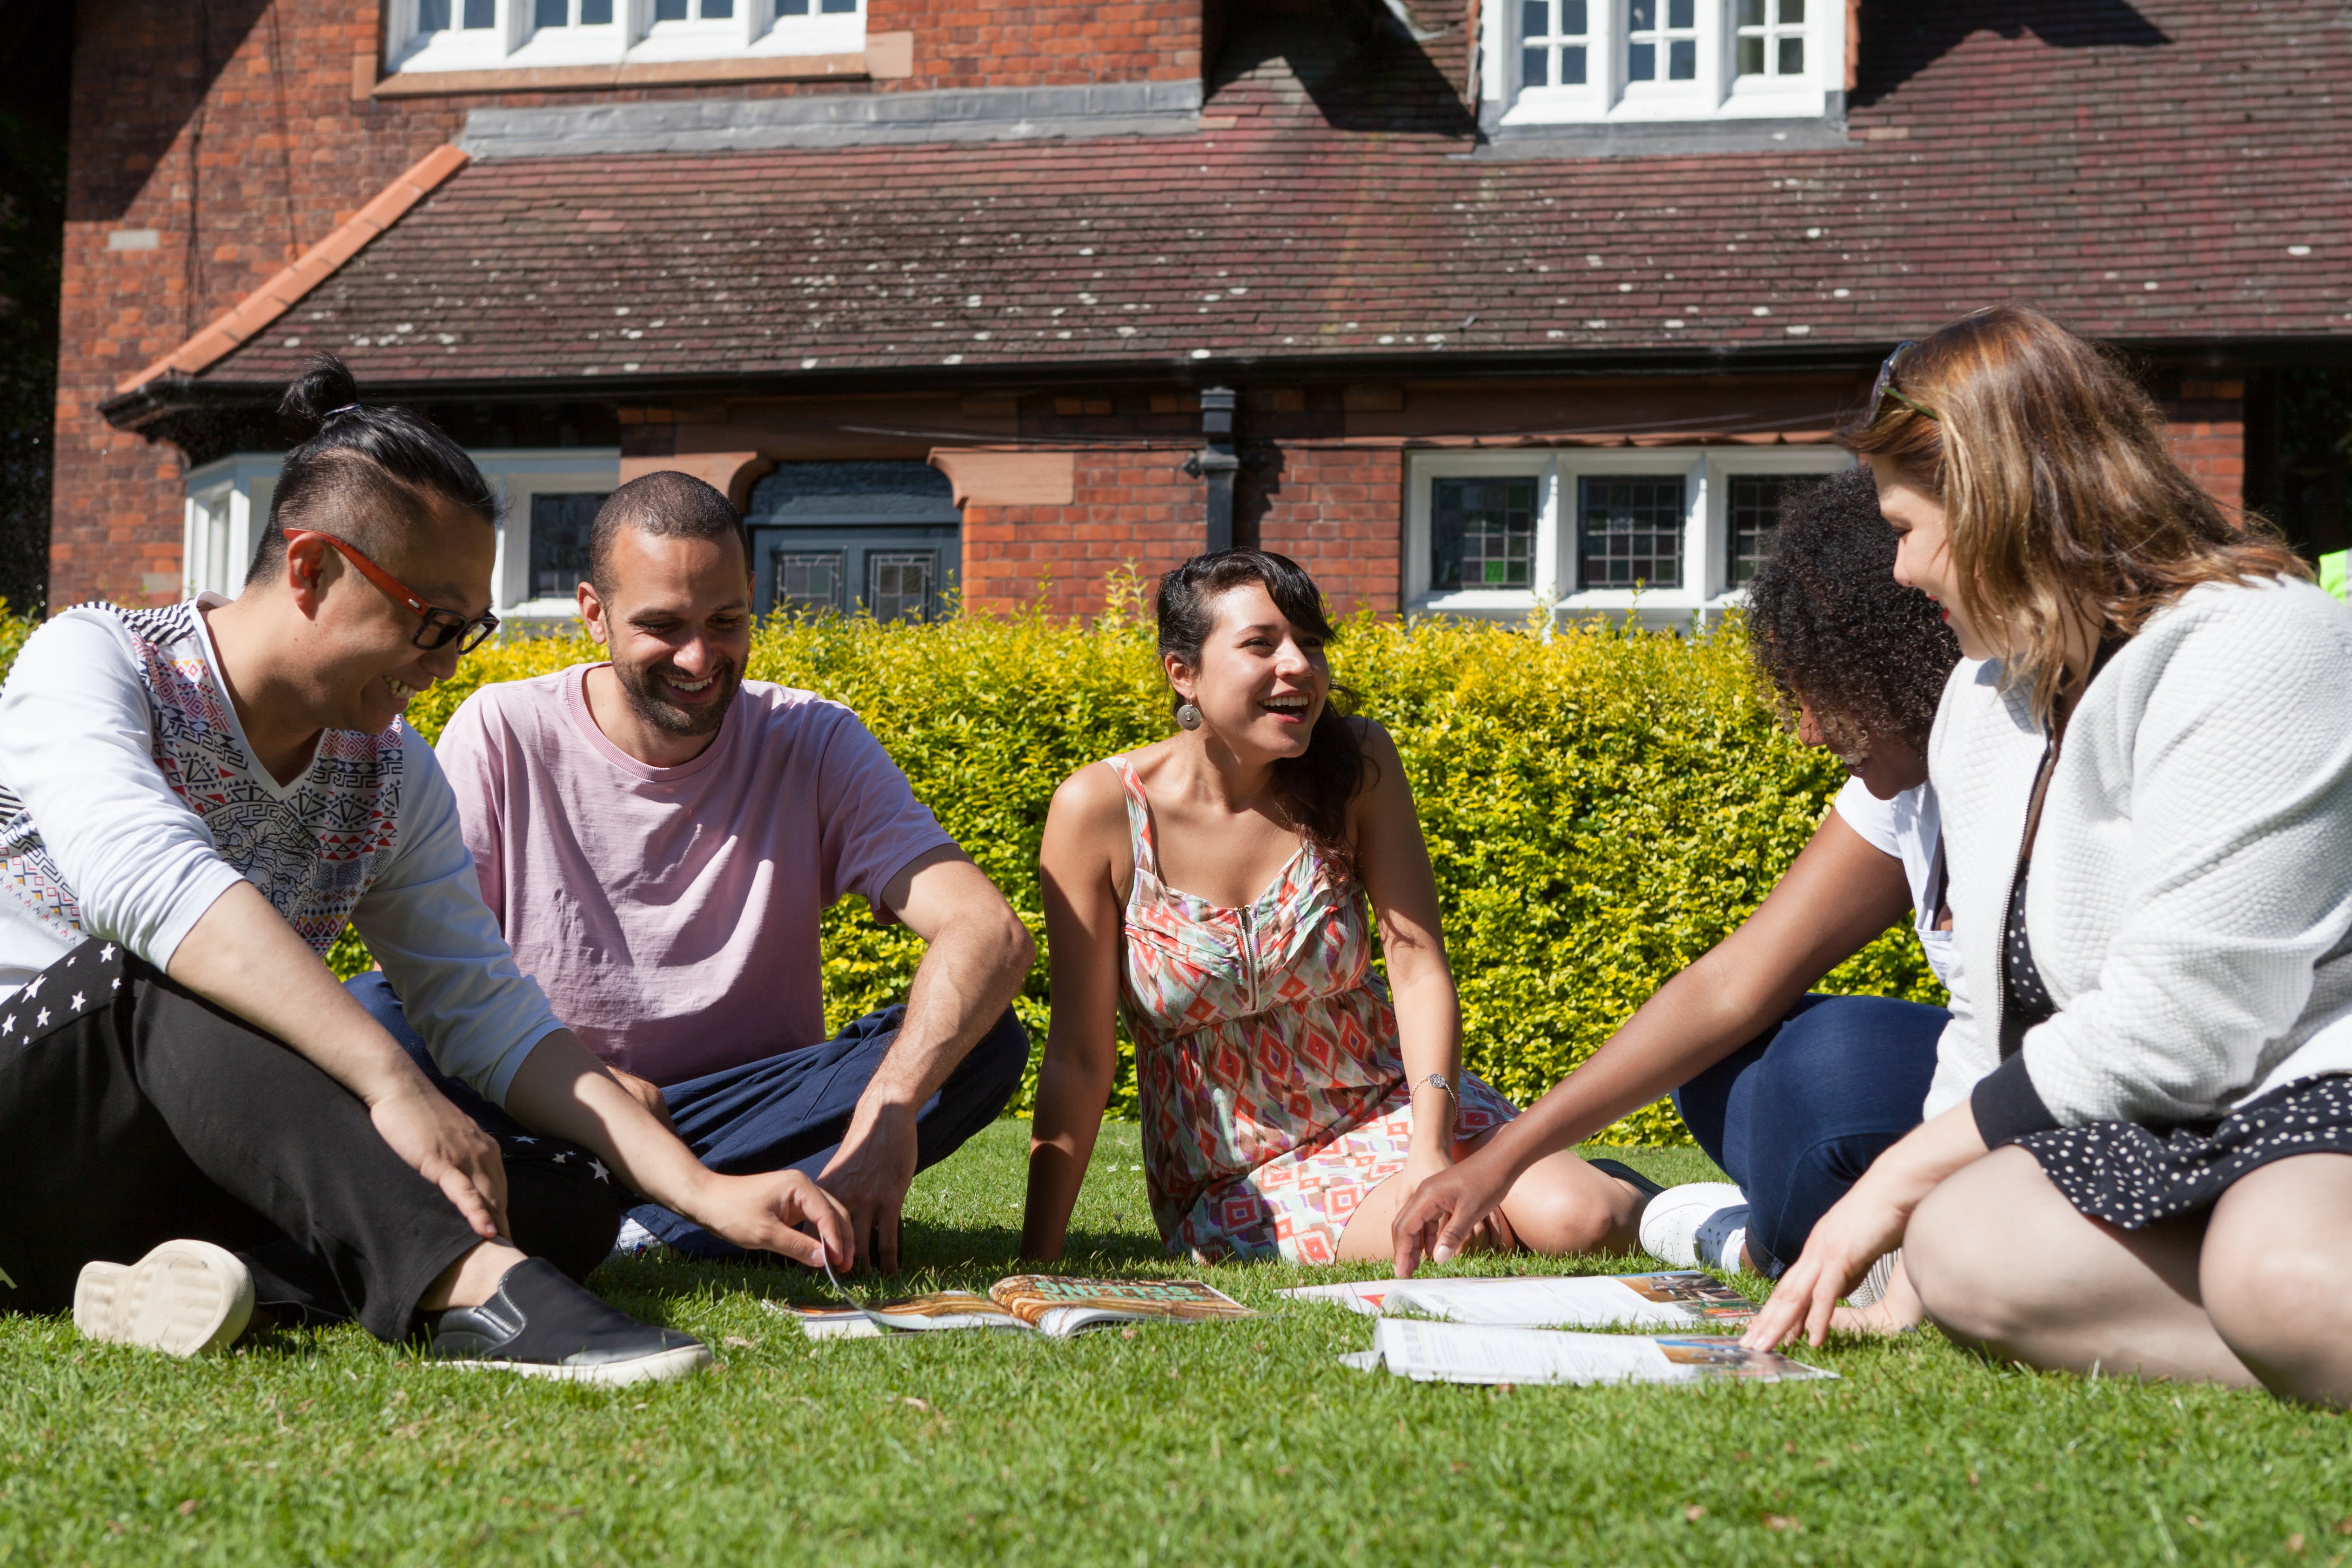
[1021,550,1639,1265]
[0,356,846,1377]
[1394,468,1961,1313]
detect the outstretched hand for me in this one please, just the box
[818,1102,921,1273]
[1389,1157,1513,1278]
[697,1169,855,1271]
[1740,1183,1909,1352]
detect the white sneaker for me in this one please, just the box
[74,1240,254,1358]
[608,1217,663,1259]
[1638,1182,1749,1269]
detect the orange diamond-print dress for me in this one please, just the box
[1107,756,1518,1265]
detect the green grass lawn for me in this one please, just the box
[2,1123,2345,1566]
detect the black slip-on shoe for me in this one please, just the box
[1587,1157,1668,1204]
[423,1258,710,1386]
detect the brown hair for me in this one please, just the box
[1841,304,2306,721]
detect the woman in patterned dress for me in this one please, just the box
[1019,549,1655,1266]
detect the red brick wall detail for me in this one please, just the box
[1252,446,1401,618]
[869,0,1199,90]
[2164,383,2246,515]
[959,444,1199,620]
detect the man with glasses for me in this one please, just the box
[0,369,851,1378]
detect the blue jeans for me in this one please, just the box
[1670,993,1947,1278]
[345,974,1030,1260]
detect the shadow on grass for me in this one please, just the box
[587,1221,1189,1324]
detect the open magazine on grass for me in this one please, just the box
[1283,1271,1755,1331]
[775,1273,1255,1341]
[1344,1319,1834,1387]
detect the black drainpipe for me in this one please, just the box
[1198,386,1238,552]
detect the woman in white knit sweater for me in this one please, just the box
[1745,306,2352,1407]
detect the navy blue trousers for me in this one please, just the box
[1670,993,1947,1278]
[346,974,1029,1261]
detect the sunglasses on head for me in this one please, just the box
[1870,341,1941,423]
[283,529,500,654]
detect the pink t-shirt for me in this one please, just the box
[433,664,956,1084]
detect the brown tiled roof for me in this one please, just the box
[135,0,2352,403]
[114,147,472,395]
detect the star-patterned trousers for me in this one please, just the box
[0,938,623,1341]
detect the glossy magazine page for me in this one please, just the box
[1357,1320,1834,1387]
[1284,1271,1755,1331]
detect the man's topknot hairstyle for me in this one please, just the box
[1743,465,1962,757]
[587,470,751,597]
[247,353,498,584]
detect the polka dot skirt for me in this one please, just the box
[2018,1074,2352,1229]
[2003,864,2054,1026]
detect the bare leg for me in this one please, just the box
[1494,1148,1646,1256]
[2198,1153,2352,1407]
[1906,1146,2258,1388]
[417,1242,530,1312]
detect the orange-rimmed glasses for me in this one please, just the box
[283,528,500,654]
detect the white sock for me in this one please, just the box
[1693,1204,1751,1271]
[1712,1226,1747,1273]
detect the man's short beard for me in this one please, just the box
[614,656,739,738]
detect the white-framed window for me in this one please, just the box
[385,0,864,75]
[182,456,281,600]
[1488,0,1842,125]
[182,449,618,621]
[470,449,623,621]
[1404,447,1852,626]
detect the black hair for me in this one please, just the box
[587,471,750,597]
[1743,466,1962,756]
[247,354,497,585]
[1155,549,1373,871]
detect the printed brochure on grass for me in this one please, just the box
[775,1275,1254,1340]
[1284,1271,1754,1331]
[1343,1319,1834,1387]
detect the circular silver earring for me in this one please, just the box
[1176,702,1204,731]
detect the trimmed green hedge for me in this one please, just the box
[0,594,1940,1144]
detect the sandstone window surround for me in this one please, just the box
[384,0,867,80]
[1403,447,1851,628]
[1493,0,1843,127]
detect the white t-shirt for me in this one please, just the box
[0,598,563,1104]
[1830,774,1954,988]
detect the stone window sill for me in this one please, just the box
[355,31,911,99]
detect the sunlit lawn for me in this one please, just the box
[1,1122,2345,1565]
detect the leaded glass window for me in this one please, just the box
[1578,476,1685,589]
[1727,474,1795,587]
[1431,477,1538,591]
[528,492,609,600]
[1735,0,1806,77]
[868,552,935,623]
[1627,0,1697,82]
[775,552,846,617]
[1519,0,1589,88]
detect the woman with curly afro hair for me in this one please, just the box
[1396,466,1960,1322]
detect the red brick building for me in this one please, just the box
[53,0,2352,624]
